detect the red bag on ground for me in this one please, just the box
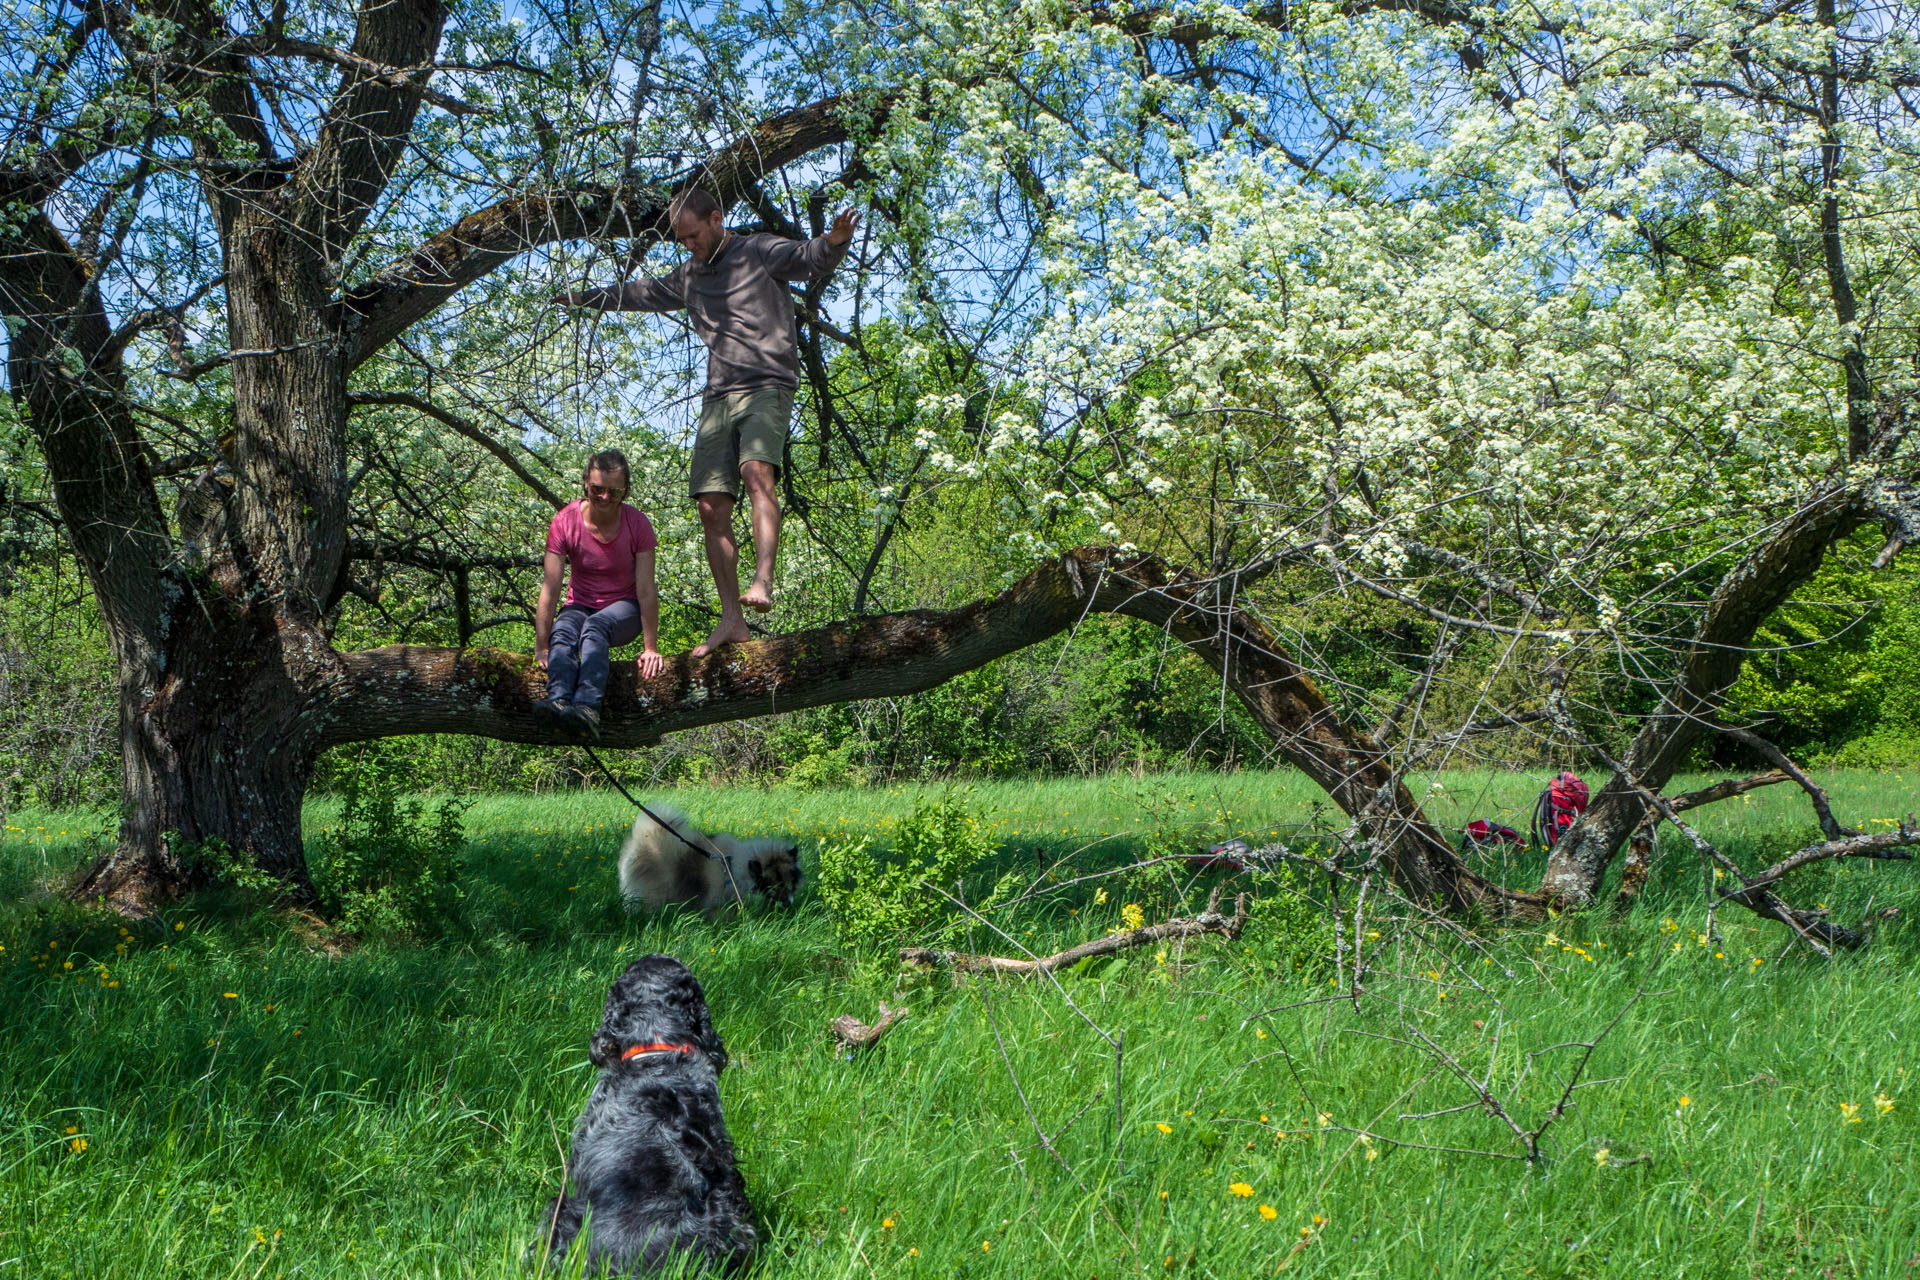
[1530,770,1590,849]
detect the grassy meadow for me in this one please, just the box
[3,768,1918,1278]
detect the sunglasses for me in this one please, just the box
[584,483,627,500]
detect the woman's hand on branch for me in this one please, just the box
[637,648,666,679]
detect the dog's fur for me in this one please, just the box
[539,955,757,1276]
[617,805,801,918]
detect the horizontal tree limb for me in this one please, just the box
[1662,769,1791,815]
[341,94,874,369]
[1722,824,1919,903]
[320,545,1512,914]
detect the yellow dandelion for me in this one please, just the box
[223,992,238,999]
[1093,888,1108,905]
[1229,1182,1254,1197]
[1840,1101,1861,1123]
[1121,903,1145,930]
[882,1218,894,1230]
[1258,1204,1277,1221]
[907,1247,918,1258]
[981,1241,992,1253]
[1155,1123,1172,1134]
[1677,1095,1690,1108]
[175,922,185,931]
[68,1137,87,1154]
[64,1125,77,1135]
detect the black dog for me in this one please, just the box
[539,956,757,1276]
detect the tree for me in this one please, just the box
[1,0,867,906]
[5,0,1917,943]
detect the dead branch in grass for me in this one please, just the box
[829,1003,907,1054]
[901,887,1248,975]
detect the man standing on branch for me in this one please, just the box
[555,189,859,657]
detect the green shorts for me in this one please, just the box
[690,388,793,499]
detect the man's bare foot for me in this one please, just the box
[689,618,752,658]
[741,580,775,614]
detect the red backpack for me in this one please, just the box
[1530,771,1589,849]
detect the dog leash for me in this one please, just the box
[578,743,748,908]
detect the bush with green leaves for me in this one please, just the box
[814,791,1011,947]
[308,748,466,939]
[1240,855,1341,978]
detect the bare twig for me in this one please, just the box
[900,887,1248,974]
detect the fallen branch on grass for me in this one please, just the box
[830,1003,907,1053]
[901,888,1249,975]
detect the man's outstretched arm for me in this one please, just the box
[760,208,859,282]
[551,271,687,312]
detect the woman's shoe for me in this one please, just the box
[533,697,571,727]
[565,703,601,738]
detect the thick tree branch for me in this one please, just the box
[340,94,874,369]
[300,0,449,247]
[1543,478,1864,903]
[319,546,1518,915]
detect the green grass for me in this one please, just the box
[3,769,1918,1278]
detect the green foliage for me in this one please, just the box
[307,749,466,940]
[1729,551,1920,762]
[814,791,1005,947]
[178,834,279,894]
[0,562,117,816]
[1241,857,1341,977]
[782,735,865,790]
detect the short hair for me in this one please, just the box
[583,449,631,491]
[668,188,722,222]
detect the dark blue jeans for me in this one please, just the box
[546,599,642,708]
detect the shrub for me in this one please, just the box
[308,747,466,939]
[1240,856,1341,977]
[814,791,1007,947]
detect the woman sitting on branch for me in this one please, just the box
[535,450,667,736]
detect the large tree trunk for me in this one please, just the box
[75,600,325,910]
[1539,481,1863,906]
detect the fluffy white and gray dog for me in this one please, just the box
[618,804,801,919]
[538,955,757,1276]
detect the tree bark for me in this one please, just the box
[1539,481,1862,906]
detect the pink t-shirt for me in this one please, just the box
[545,502,658,610]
